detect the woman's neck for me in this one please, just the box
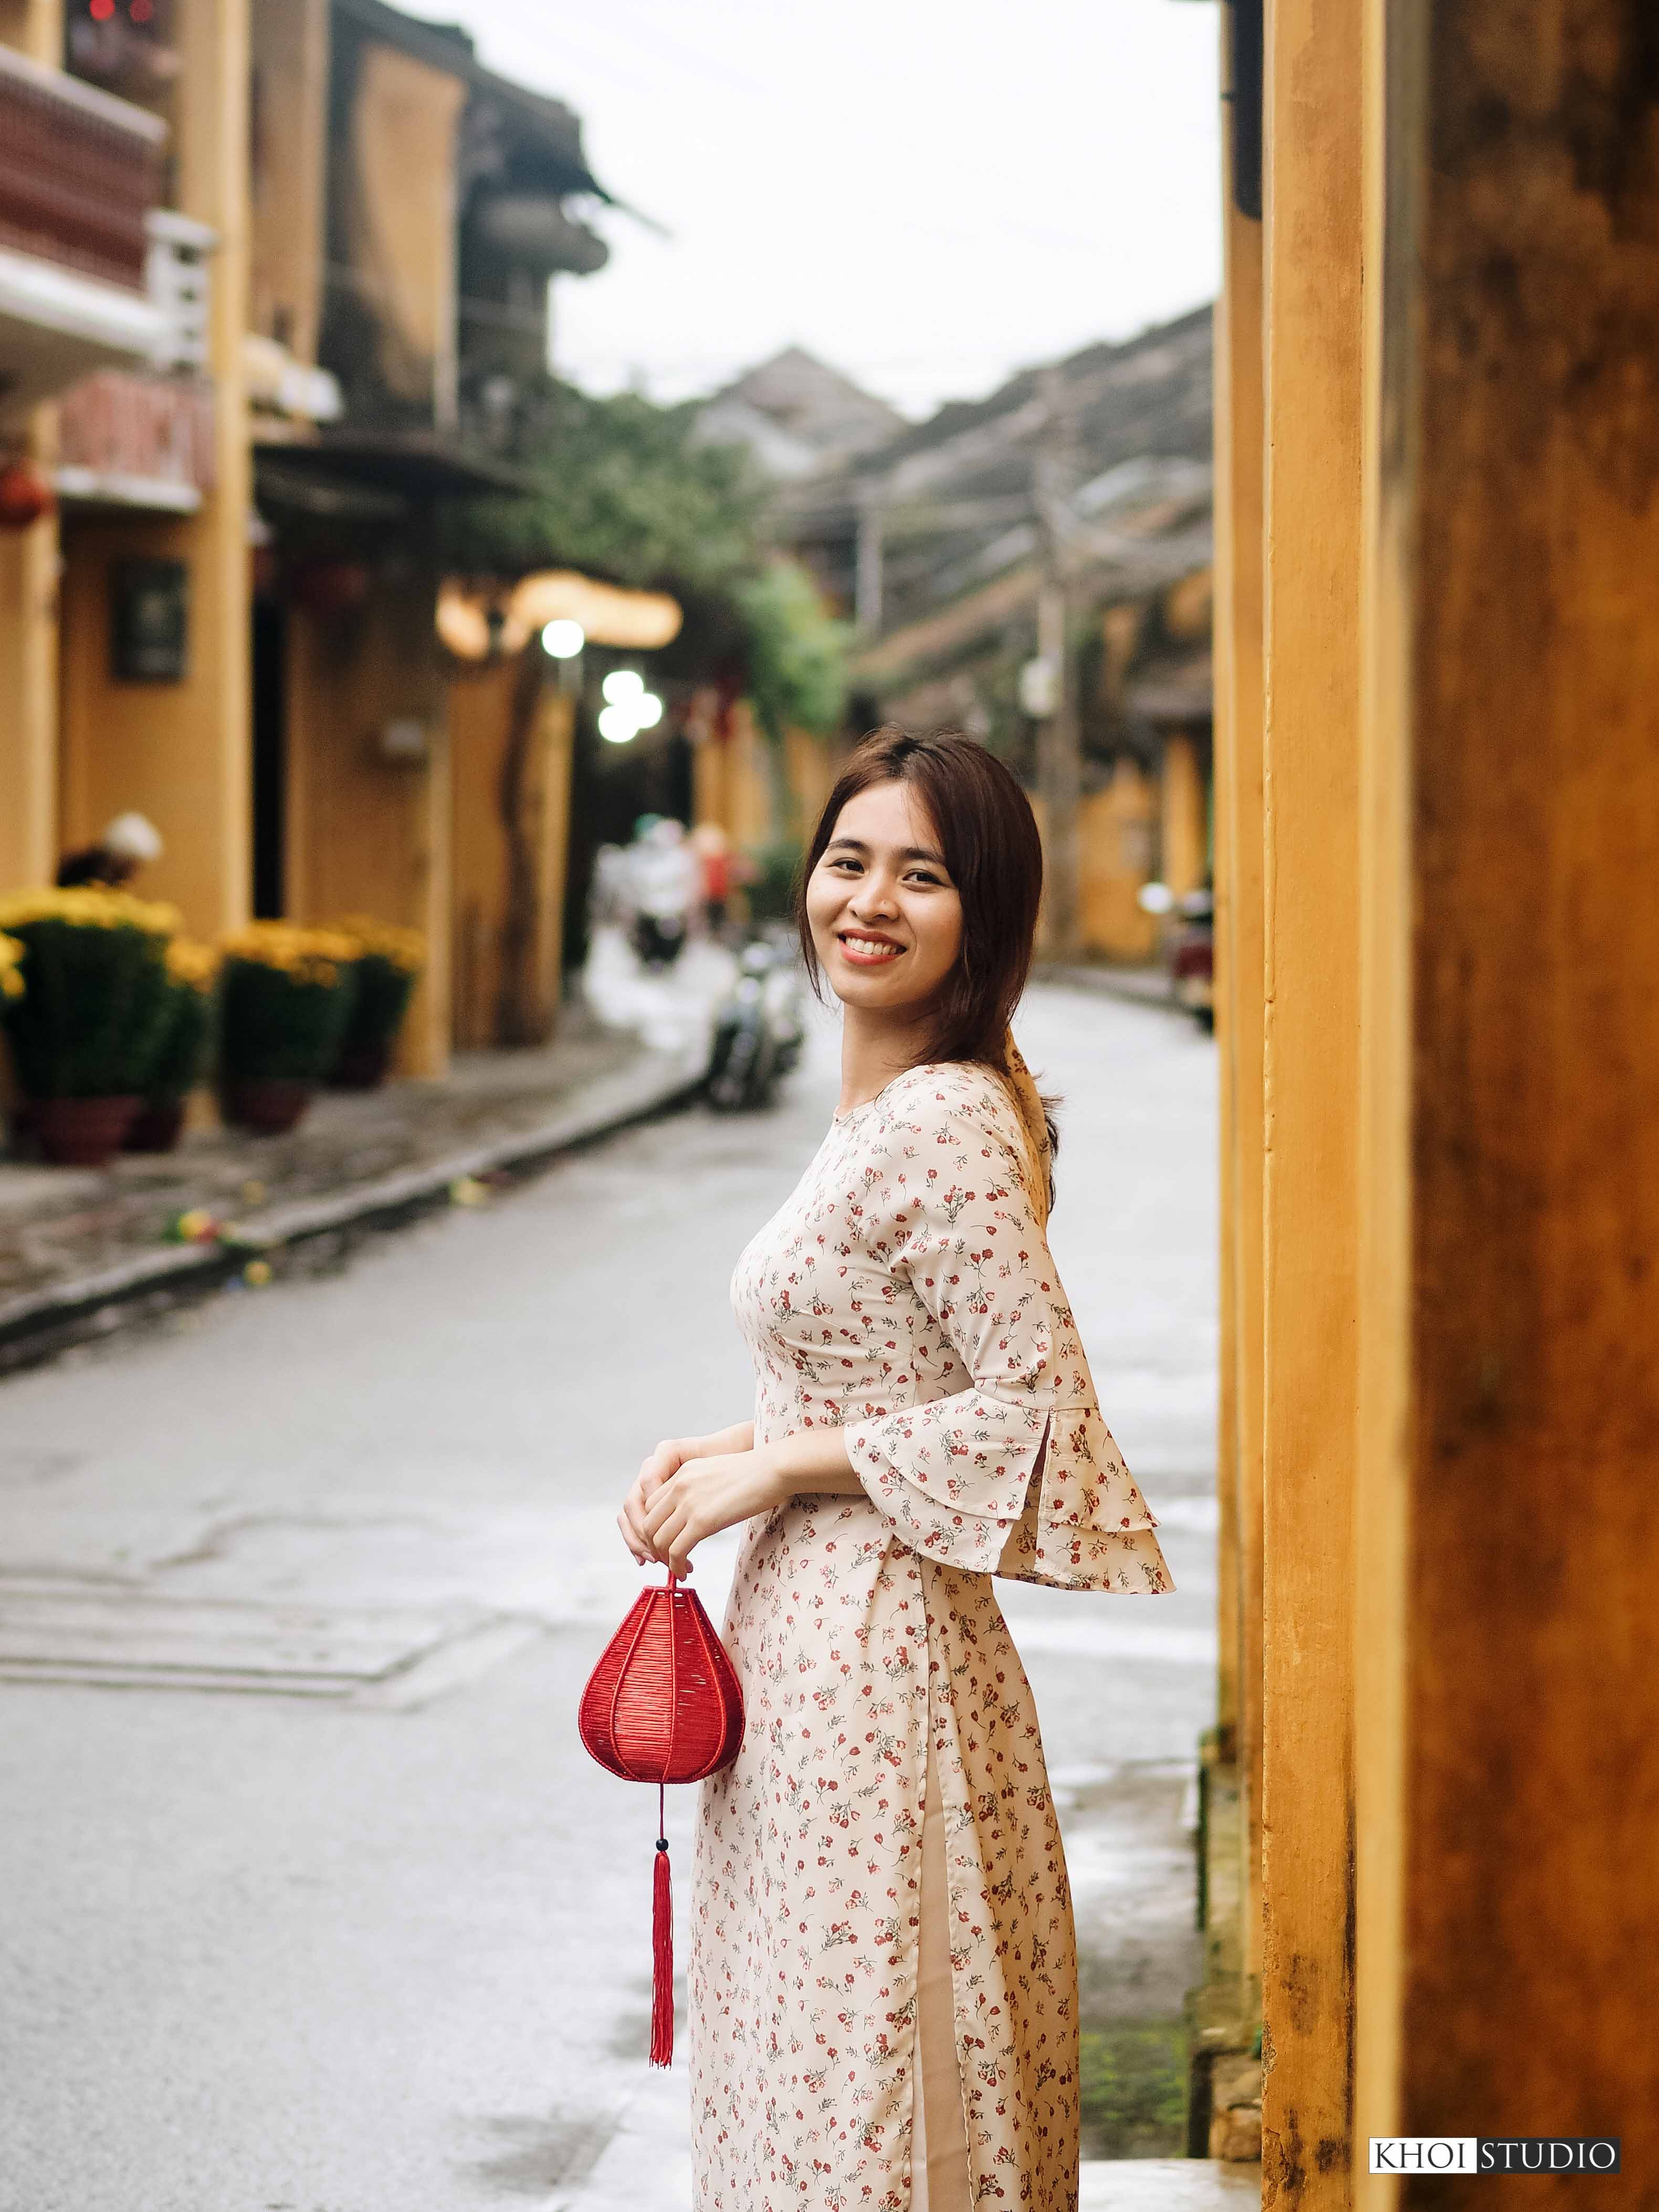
[836,1003,937,1117]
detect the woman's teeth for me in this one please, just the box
[842,935,901,961]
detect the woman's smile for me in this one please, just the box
[837,929,905,966]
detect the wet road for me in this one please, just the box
[0,981,1217,2211]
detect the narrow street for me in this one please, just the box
[0,982,1217,2212]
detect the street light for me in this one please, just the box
[596,679,664,745]
[542,617,585,658]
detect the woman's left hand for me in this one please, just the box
[639,1448,787,1576]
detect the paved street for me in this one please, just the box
[0,981,1218,2212]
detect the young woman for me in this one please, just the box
[618,727,1174,2212]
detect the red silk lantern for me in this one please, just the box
[579,1576,744,2066]
[0,462,54,530]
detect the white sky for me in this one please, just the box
[402,0,1221,419]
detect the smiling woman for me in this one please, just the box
[615,726,1174,2210]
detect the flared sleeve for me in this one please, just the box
[839,1066,1172,1593]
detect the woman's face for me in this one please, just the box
[805,779,963,1021]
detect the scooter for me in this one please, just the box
[707,936,806,1111]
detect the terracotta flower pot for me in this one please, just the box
[220,1077,314,1135]
[123,1098,187,1154]
[328,1039,392,1091]
[33,1094,139,1167]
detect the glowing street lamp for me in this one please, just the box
[542,617,585,658]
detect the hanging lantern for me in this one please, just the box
[289,560,371,617]
[0,462,55,531]
[579,1576,744,2066]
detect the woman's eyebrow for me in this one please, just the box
[825,835,949,867]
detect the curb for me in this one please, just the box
[0,1038,709,1381]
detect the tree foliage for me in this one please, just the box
[444,379,848,733]
[740,560,854,741]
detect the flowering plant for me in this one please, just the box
[0,886,177,1097]
[144,938,220,1103]
[218,922,359,1083]
[326,915,425,1081]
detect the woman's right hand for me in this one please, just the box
[618,1422,754,1564]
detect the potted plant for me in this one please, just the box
[217,923,358,1134]
[124,938,219,1152]
[0,887,177,1165]
[326,915,425,1089]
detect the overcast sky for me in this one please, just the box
[402,0,1221,420]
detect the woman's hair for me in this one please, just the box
[797,724,1046,1072]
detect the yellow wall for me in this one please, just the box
[781,727,834,844]
[249,0,329,360]
[449,659,574,1049]
[344,41,464,426]
[1159,732,1208,898]
[58,507,247,933]
[0,409,58,892]
[284,573,450,1074]
[1078,762,1158,961]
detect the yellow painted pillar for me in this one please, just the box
[56,0,253,930]
[1356,0,1659,2179]
[1260,0,1364,2197]
[1214,68,1267,2030]
[0,1,64,892]
[1160,730,1208,897]
[0,408,59,892]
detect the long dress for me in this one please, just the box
[690,1060,1174,2211]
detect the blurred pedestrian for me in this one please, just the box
[615,726,1175,2210]
[56,812,164,890]
[625,816,698,970]
[689,821,735,937]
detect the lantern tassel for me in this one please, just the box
[649,1794,674,2067]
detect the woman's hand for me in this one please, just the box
[616,1425,864,1574]
[638,1448,791,1577]
[617,1424,754,1565]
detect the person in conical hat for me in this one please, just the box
[617,725,1173,2211]
[56,812,164,890]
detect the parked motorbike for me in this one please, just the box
[707,935,806,1111]
[1139,880,1215,1030]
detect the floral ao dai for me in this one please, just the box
[691,1062,1173,2209]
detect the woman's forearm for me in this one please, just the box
[762,1426,863,1497]
[698,1418,755,1457]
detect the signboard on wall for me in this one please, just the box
[111,558,188,682]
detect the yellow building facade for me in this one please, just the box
[1210,0,1659,2195]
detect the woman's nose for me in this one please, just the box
[849,876,899,918]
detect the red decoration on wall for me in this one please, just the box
[289,561,371,617]
[0,462,55,530]
[579,1577,744,2066]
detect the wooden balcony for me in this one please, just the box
[57,368,216,512]
[0,43,164,293]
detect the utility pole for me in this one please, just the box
[855,479,884,636]
[1033,368,1082,959]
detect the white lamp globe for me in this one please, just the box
[602,668,645,705]
[542,618,585,659]
[636,693,664,730]
[597,703,637,745]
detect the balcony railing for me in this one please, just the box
[0,41,164,293]
[57,368,215,511]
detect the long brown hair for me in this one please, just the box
[797,725,1058,1161]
